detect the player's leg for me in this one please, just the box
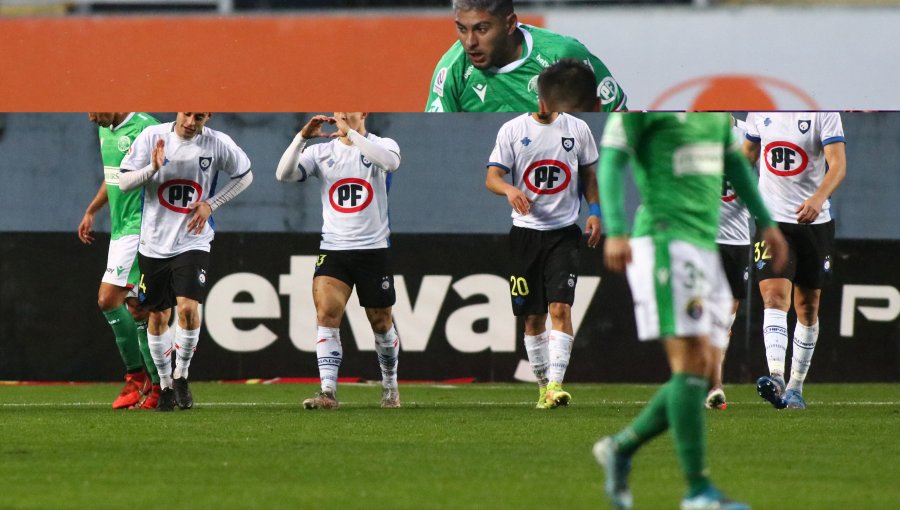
[541,225,580,407]
[510,226,551,408]
[355,248,401,408]
[127,296,160,409]
[139,252,178,411]
[366,306,400,408]
[100,236,148,408]
[755,224,796,409]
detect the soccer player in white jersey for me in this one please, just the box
[744,112,847,410]
[706,117,753,410]
[486,112,601,409]
[119,112,254,412]
[276,113,402,410]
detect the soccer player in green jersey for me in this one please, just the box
[426,0,626,112]
[79,112,160,409]
[592,113,787,510]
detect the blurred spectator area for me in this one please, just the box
[2,0,898,16]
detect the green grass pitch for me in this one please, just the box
[1,383,898,509]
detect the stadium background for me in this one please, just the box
[0,112,897,383]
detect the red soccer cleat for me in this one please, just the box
[138,384,162,410]
[112,371,150,409]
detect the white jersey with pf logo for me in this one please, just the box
[296,133,400,250]
[718,119,752,245]
[488,113,598,230]
[121,122,251,258]
[745,112,845,225]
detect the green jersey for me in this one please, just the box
[426,24,627,112]
[98,112,159,239]
[599,112,773,250]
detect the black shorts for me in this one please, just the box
[509,224,580,317]
[313,249,396,309]
[137,250,210,311]
[718,243,751,300]
[754,221,835,289]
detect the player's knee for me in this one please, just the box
[316,308,343,328]
[176,301,199,325]
[97,290,121,312]
[367,309,392,334]
[761,292,790,311]
[548,302,571,322]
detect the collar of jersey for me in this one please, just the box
[110,112,136,133]
[488,24,533,74]
[169,121,203,141]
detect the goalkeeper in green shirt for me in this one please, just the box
[426,0,627,112]
[80,112,160,409]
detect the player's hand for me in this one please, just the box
[796,195,825,224]
[761,226,788,273]
[585,216,602,249]
[78,212,95,245]
[300,115,336,139]
[187,202,212,234]
[506,188,532,215]
[151,139,166,171]
[604,235,631,273]
[333,113,351,138]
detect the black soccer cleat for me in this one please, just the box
[173,378,194,410]
[155,387,176,412]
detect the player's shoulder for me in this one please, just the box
[133,112,160,127]
[200,126,242,150]
[524,24,594,58]
[560,112,592,131]
[366,132,399,149]
[498,113,532,132]
[136,122,170,139]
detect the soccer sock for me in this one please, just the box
[613,381,670,457]
[172,326,200,380]
[763,308,789,379]
[135,319,159,384]
[316,326,342,394]
[547,330,575,384]
[374,325,400,389]
[787,321,819,393]
[102,305,143,372]
[667,373,711,498]
[148,328,174,389]
[523,332,550,387]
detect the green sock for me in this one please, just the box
[102,305,143,372]
[135,319,159,384]
[613,381,670,456]
[667,372,712,497]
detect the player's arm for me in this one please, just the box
[119,139,165,192]
[580,163,602,248]
[598,147,631,272]
[276,115,332,182]
[189,144,254,234]
[486,166,530,215]
[742,138,761,165]
[347,130,400,172]
[78,181,108,245]
[724,147,787,273]
[797,141,846,224]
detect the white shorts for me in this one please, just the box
[101,234,140,295]
[626,237,732,349]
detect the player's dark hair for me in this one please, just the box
[452,0,514,18]
[538,58,597,112]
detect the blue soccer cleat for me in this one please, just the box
[756,375,787,409]
[680,486,750,510]
[784,388,806,410]
[592,436,633,510]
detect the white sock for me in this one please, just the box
[374,325,400,389]
[148,328,174,389]
[524,332,550,387]
[547,330,574,385]
[316,326,342,394]
[173,326,200,380]
[763,309,789,379]
[787,321,819,393]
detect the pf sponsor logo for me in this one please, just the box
[523,159,571,195]
[597,77,619,106]
[721,179,737,203]
[764,141,808,176]
[329,178,374,213]
[158,179,203,213]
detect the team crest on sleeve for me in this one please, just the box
[117,136,132,153]
[798,119,811,134]
[329,178,374,213]
[360,154,372,168]
[199,156,212,172]
[527,75,539,94]
[561,137,575,152]
[597,77,619,105]
[433,67,447,97]
[523,160,572,195]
